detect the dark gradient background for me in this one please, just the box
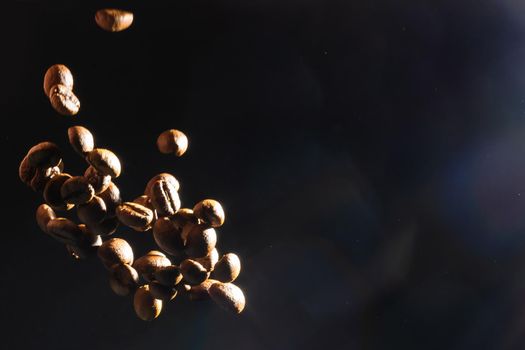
[2,0,525,349]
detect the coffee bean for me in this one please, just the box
[27,142,61,169]
[46,217,83,245]
[30,164,61,192]
[157,129,188,156]
[95,9,134,32]
[43,64,73,97]
[193,199,225,228]
[49,84,80,116]
[150,179,181,217]
[153,265,182,286]
[173,208,200,232]
[68,126,94,156]
[19,155,34,186]
[66,225,102,259]
[87,148,121,178]
[61,176,95,205]
[44,173,74,211]
[184,224,217,258]
[36,204,56,234]
[153,217,185,256]
[133,251,171,282]
[212,253,241,283]
[109,263,139,296]
[149,281,178,301]
[116,202,154,229]
[87,216,119,236]
[84,166,111,194]
[195,248,219,272]
[180,259,209,286]
[188,279,219,301]
[133,285,162,321]
[98,238,134,269]
[145,173,180,197]
[99,182,121,217]
[209,282,246,314]
[77,196,107,225]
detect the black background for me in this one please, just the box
[3,0,525,349]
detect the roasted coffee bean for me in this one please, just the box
[27,141,61,168]
[134,285,162,321]
[49,84,80,116]
[179,259,209,286]
[188,279,219,301]
[77,196,107,225]
[44,173,74,211]
[99,182,121,216]
[87,216,119,236]
[157,129,188,156]
[145,173,180,197]
[195,248,219,272]
[36,204,56,234]
[68,126,94,156]
[153,265,182,286]
[150,179,181,217]
[212,253,241,283]
[193,199,225,228]
[61,176,95,205]
[153,217,185,256]
[66,225,102,259]
[109,263,139,296]
[84,166,111,194]
[133,251,171,282]
[209,282,246,314]
[46,217,83,245]
[43,64,73,97]
[98,238,134,269]
[116,202,154,229]
[30,164,61,192]
[184,224,217,258]
[87,148,121,178]
[133,195,157,222]
[95,9,134,32]
[149,281,178,301]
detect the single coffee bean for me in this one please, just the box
[49,84,80,116]
[87,148,121,178]
[30,164,61,192]
[179,259,209,286]
[133,195,157,222]
[109,263,139,296]
[61,176,95,205]
[84,166,111,194]
[77,196,107,225]
[36,204,56,234]
[46,217,83,245]
[43,64,73,97]
[116,202,154,229]
[153,265,182,287]
[99,182,121,217]
[209,282,246,314]
[153,217,185,256]
[98,238,134,269]
[87,216,119,236]
[193,199,225,228]
[66,225,102,259]
[27,141,61,169]
[44,173,74,211]
[156,129,188,156]
[145,173,180,198]
[95,9,134,32]
[188,279,219,301]
[195,248,219,272]
[149,281,178,301]
[133,251,171,282]
[150,179,181,217]
[68,126,94,156]
[184,224,217,259]
[212,253,241,283]
[133,285,162,321]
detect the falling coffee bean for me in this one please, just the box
[212,253,241,283]
[193,199,225,228]
[195,248,219,272]
[95,9,134,32]
[46,217,84,245]
[134,285,162,321]
[179,259,209,286]
[77,196,107,225]
[154,265,182,287]
[61,176,95,205]
[87,148,121,178]
[99,182,121,216]
[30,164,61,192]
[109,263,139,296]
[188,279,219,301]
[209,282,246,314]
[116,202,154,229]
[27,141,61,169]
[43,64,73,97]
[98,238,134,269]
[35,204,56,234]
[157,129,188,156]
[145,173,180,197]
[84,166,111,194]
[153,217,185,256]
[150,179,181,217]
[68,126,94,156]
[49,84,80,116]
[184,224,217,258]
[133,251,171,282]
[44,173,74,211]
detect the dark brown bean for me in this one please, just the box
[150,179,181,217]
[193,199,225,228]
[209,282,246,314]
[49,84,80,116]
[87,148,121,178]
[30,164,61,192]
[84,166,111,194]
[184,224,217,258]
[77,196,107,225]
[179,259,209,286]
[44,173,74,211]
[153,265,182,287]
[87,216,119,237]
[133,251,171,282]
[46,217,83,245]
[68,126,94,156]
[43,64,73,97]
[99,182,121,216]
[61,176,94,205]
[188,279,219,301]
[36,204,56,234]
[153,217,185,256]
[95,9,134,32]
[156,129,188,156]
[149,281,178,301]
[133,285,162,321]
[212,253,241,283]
[195,248,219,272]
[98,238,134,269]
[116,202,154,229]
[27,142,61,169]
[145,173,180,198]
[109,263,139,296]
